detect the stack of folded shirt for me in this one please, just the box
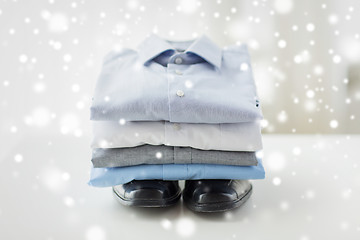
[88,33,265,187]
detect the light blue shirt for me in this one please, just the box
[88,159,265,187]
[90,33,262,123]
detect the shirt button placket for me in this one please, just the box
[174,62,184,97]
[170,55,186,122]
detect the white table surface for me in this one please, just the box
[1,134,360,240]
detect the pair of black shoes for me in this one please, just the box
[112,180,252,212]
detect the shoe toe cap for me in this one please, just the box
[196,192,238,204]
[116,180,180,201]
[125,189,165,200]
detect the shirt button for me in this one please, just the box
[173,123,181,130]
[176,90,184,97]
[175,57,183,64]
[175,69,183,75]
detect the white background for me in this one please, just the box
[1,0,360,239]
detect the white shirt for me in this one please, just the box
[91,120,263,152]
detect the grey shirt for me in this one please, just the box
[92,144,258,168]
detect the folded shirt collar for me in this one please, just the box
[137,33,222,69]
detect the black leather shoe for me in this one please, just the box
[183,180,252,212]
[112,180,181,207]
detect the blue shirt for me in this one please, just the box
[88,159,265,187]
[90,33,262,124]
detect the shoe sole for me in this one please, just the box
[112,187,182,208]
[183,184,253,213]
